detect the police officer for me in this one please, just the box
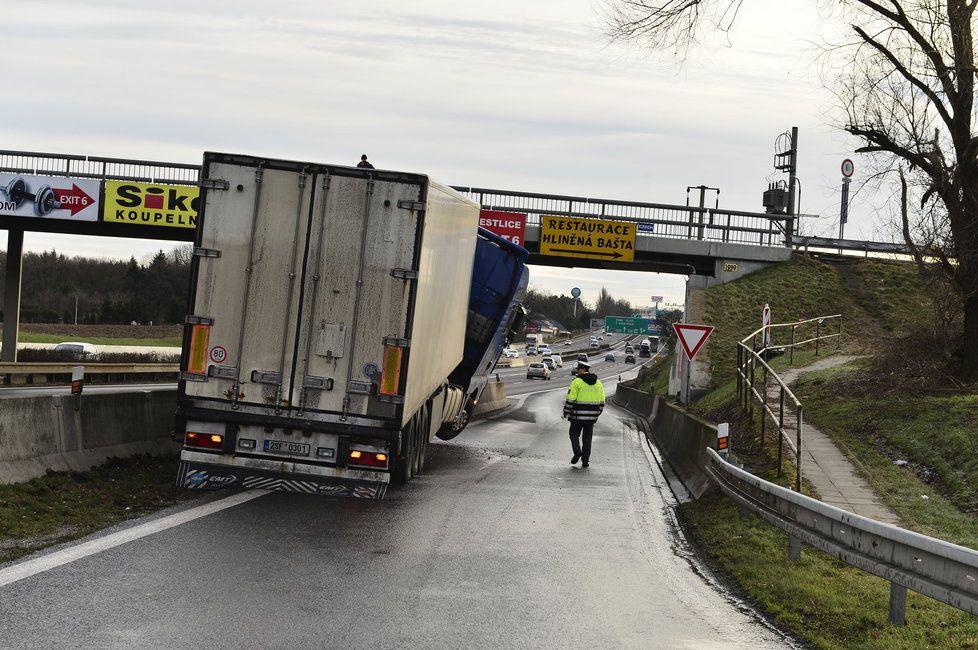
[563,361,605,468]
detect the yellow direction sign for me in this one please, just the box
[540,215,636,262]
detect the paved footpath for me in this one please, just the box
[765,355,900,525]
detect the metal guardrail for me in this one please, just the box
[735,315,843,491]
[451,185,795,248]
[705,447,978,624]
[794,235,913,256]
[0,363,179,385]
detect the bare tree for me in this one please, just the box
[607,0,978,378]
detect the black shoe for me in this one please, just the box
[582,460,589,468]
[571,454,581,465]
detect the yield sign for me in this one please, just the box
[674,323,714,360]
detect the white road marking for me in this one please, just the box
[0,490,268,589]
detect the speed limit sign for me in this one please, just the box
[841,159,855,178]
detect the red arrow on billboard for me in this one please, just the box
[52,184,95,216]
[674,323,715,360]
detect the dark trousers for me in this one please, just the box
[568,420,594,460]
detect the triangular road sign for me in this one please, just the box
[674,323,715,360]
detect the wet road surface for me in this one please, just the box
[0,382,793,648]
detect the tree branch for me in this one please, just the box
[853,25,954,131]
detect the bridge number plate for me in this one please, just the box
[540,215,636,263]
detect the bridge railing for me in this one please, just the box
[0,149,200,185]
[452,186,794,248]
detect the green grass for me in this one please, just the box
[18,333,182,347]
[702,256,927,385]
[0,454,195,564]
[793,362,978,546]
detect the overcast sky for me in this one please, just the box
[0,0,886,309]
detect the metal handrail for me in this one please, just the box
[735,314,843,491]
[705,447,978,625]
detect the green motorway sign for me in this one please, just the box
[604,316,662,335]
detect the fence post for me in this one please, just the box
[796,404,803,493]
[760,364,768,447]
[888,583,907,625]
[815,320,821,356]
[790,325,795,365]
[778,386,785,461]
[839,317,843,351]
[748,355,755,421]
[736,345,742,404]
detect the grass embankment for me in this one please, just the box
[0,454,194,564]
[8,323,182,347]
[670,255,978,648]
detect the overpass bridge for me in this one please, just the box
[452,186,794,278]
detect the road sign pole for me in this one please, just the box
[2,228,24,363]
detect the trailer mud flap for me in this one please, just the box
[176,461,388,499]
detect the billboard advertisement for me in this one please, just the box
[0,173,99,222]
[479,210,526,246]
[103,180,199,229]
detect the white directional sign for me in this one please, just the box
[674,323,714,360]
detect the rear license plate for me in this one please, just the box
[263,440,311,456]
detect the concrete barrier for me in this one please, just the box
[614,383,716,499]
[471,381,510,419]
[0,390,179,484]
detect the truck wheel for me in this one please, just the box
[392,417,416,485]
[435,404,470,441]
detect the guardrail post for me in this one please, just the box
[788,536,802,561]
[815,320,821,356]
[839,317,843,351]
[888,583,907,625]
[778,387,785,462]
[796,404,803,493]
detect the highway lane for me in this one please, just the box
[0,364,792,648]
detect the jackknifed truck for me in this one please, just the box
[175,153,527,498]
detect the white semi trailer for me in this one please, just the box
[175,153,481,498]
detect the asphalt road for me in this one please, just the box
[0,369,794,648]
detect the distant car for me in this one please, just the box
[625,354,636,364]
[598,335,604,340]
[550,353,563,368]
[541,356,556,371]
[624,345,634,354]
[526,346,538,356]
[577,353,589,362]
[502,348,519,358]
[53,341,99,359]
[604,352,616,362]
[538,346,552,356]
[589,341,599,349]
[564,339,572,346]
[526,362,551,380]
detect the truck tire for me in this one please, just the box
[392,416,416,485]
[435,405,470,441]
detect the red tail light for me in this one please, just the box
[186,431,224,450]
[349,447,389,468]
